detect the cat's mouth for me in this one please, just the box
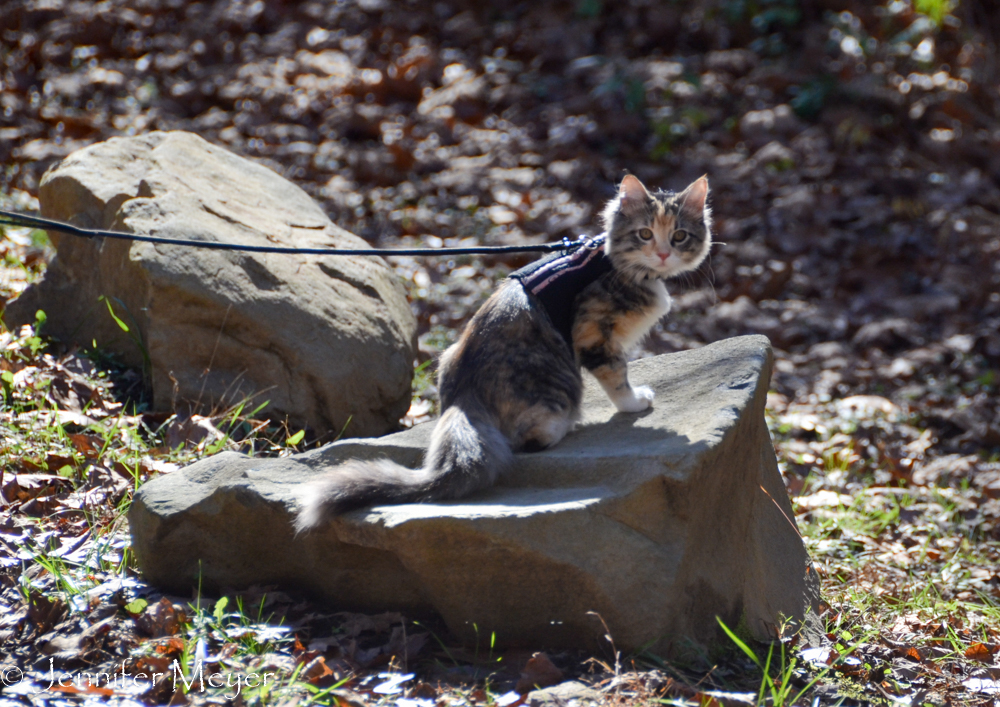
[645,257,687,278]
[616,252,694,281]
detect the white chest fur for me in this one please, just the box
[620,279,672,351]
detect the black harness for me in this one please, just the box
[509,235,612,352]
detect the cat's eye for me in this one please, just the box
[671,230,691,245]
[638,228,654,241]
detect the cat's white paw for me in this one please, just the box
[615,385,654,413]
[632,385,655,409]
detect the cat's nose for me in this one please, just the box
[658,252,670,262]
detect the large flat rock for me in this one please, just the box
[6,131,416,437]
[129,335,819,653]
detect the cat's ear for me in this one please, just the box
[678,176,709,219]
[619,174,650,213]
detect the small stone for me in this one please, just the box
[527,681,601,706]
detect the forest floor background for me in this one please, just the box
[2,0,1000,705]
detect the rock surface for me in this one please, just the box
[526,681,602,706]
[5,131,416,437]
[129,335,819,653]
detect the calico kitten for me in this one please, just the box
[295,174,712,530]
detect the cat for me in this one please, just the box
[295,174,712,530]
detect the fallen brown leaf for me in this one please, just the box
[964,642,995,662]
[27,589,67,631]
[301,655,335,683]
[70,433,105,458]
[127,654,174,674]
[516,652,563,694]
[135,597,188,638]
[164,414,226,451]
[50,683,115,697]
[2,473,69,503]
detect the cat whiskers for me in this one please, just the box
[696,254,719,305]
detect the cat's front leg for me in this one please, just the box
[579,349,653,413]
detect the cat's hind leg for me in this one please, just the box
[512,403,576,452]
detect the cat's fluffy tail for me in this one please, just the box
[294,401,511,532]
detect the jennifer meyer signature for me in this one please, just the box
[1,659,278,698]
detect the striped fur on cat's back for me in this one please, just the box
[295,174,712,530]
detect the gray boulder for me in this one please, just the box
[5,131,416,438]
[129,336,819,654]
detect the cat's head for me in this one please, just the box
[601,175,712,281]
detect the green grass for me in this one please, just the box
[717,618,843,707]
[914,0,958,26]
[759,395,1000,705]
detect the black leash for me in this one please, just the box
[0,209,588,256]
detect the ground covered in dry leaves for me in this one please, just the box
[2,0,1000,705]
